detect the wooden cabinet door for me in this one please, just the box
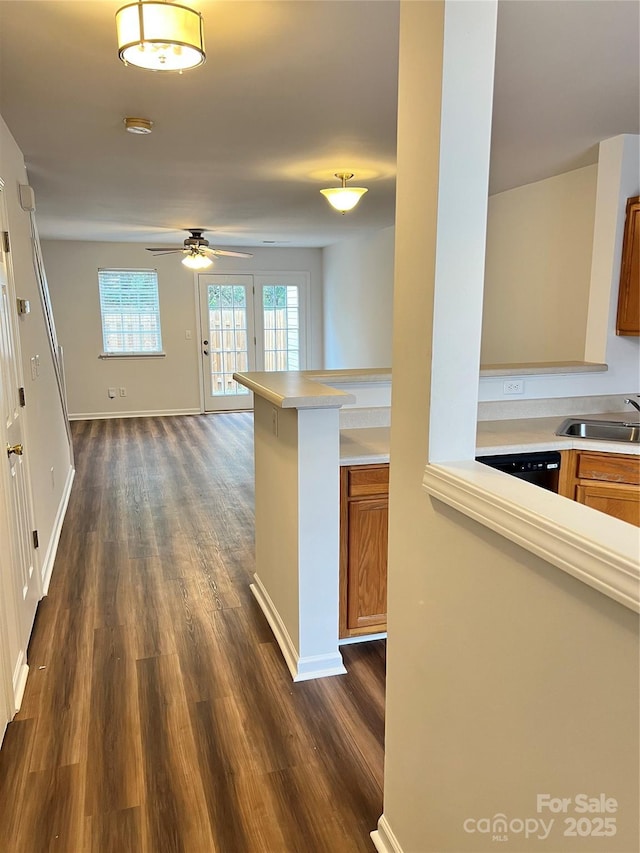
[616,195,640,335]
[576,483,640,527]
[346,497,388,633]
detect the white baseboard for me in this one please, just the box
[41,464,75,594]
[371,815,404,853]
[250,575,346,682]
[68,407,201,421]
[293,651,346,682]
[13,658,29,713]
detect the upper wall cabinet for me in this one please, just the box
[616,195,640,336]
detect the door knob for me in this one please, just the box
[203,350,209,356]
[7,443,23,457]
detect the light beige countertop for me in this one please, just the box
[340,428,391,465]
[307,368,391,384]
[340,412,640,465]
[479,361,608,377]
[233,368,393,409]
[233,370,356,409]
[477,412,640,456]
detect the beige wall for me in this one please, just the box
[42,241,323,418]
[323,227,395,368]
[481,164,597,363]
[323,166,599,370]
[380,4,639,852]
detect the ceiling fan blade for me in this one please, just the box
[145,248,183,254]
[209,249,254,258]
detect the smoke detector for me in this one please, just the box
[124,117,153,135]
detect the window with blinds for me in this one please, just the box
[98,269,163,355]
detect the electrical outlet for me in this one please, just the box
[503,380,524,395]
[185,330,192,340]
[119,386,127,397]
[108,387,116,399]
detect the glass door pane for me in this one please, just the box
[255,274,307,372]
[262,284,300,371]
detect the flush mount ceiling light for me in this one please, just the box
[181,248,213,270]
[124,117,153,134]
[115,1,205,72]
[320,172,368,213]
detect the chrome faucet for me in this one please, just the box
[624,396,640,414]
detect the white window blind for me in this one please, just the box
[98,268,163,354]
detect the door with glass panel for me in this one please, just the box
[198,275,255,411]
[198,273,307,412]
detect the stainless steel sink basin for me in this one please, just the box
[555,418,640,443]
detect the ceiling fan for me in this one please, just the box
[146,229,253,269]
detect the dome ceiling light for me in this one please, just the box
[124,117,154,134]
[320,172,368,214]
[115,1,205,72]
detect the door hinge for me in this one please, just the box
[18,386,26,407]
[2,231,9,254]
[32,530,39,549]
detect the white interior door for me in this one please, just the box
[0,182,38,712]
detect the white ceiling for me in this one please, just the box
[0,0,638,249]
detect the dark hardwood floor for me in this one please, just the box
[0,414,385,853]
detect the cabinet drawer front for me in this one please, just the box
[576,452,640,485]
[347,465,389,497]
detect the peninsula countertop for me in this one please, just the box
[232,368,392,409]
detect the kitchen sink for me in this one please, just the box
[555,418,640,444]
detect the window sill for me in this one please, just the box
[423,461,640,613]
[99,352,166,359]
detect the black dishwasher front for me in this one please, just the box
[475,450,561,493]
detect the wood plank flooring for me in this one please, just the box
[0,414,385,853]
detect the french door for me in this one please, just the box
[198,273,307,412]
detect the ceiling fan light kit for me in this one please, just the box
[115,1,205,72]
[146,230,254,268]
[182,251,213,270]
[320,172,368,213]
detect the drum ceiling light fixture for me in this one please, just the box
[320,173,368,213]
[116,1,205,72]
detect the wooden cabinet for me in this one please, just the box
[559,450,640,526]
[616,195,640,336]
[340,464,389,638]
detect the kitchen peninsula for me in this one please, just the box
[234,369,391,681]
[235,369,639,681]
[233,369,390,681]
